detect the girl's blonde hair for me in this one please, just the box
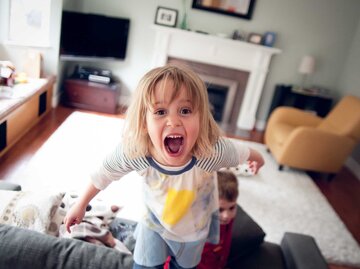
[122,64,221,159]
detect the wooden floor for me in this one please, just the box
[0,105,359,269]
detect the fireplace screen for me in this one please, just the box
[200,74,238,124]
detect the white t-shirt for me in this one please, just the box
[91,137,249,242]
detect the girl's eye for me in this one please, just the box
[154,109,166,116]
[180,108,192,115]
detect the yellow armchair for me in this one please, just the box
[265,95,360,173]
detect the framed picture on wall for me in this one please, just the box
[155,7,178,27]
[7,0,51,47]
[192,0,256,20]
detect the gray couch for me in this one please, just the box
[0,182,328,269]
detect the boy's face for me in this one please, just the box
[146,79,200,167]
[219,199,237,225]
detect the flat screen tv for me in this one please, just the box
[60,11,130,60]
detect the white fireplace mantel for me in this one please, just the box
[151,25,281,130]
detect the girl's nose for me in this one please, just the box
[167,113,181,127]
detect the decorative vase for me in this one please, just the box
[180,12,188,30]
[180,0,188,30]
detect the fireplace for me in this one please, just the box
[151,26,281,130]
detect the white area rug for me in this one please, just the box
[8,111,360,267]
[238,141,360,267]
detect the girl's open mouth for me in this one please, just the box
[164,135,183,154]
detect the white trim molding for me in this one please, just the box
[345,157,360,181]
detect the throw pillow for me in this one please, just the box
[227,205,266,265]
[47,205,67,236]
[0,190,65,234]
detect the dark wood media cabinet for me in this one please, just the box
[268,84,333,118]
[64,79,120,114]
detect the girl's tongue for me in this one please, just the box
[165,137,183,153]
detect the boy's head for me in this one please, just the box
[217,170,239,225]
[123,64,220,160]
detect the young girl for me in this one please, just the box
[64,65,264,269]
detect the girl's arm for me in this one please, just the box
[64,182,101,233]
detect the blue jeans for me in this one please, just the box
[133,257,196,269]
[133,223,205,268]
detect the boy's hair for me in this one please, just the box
[122,64,221,159]
[217,170,239,202]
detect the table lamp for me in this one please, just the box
[298,55,315,90]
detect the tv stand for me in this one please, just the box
[63,79,120,114]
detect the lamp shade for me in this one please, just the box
[298,55,315,74]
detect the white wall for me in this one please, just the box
[339,17,360,97]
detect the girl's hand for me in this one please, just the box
[63,182,101,233]
[63,203,86,233]
[247,160,260,174]
[248,148,264,174]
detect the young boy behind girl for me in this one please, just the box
[197,170,239,269]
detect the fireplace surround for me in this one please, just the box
[151,26,281,130]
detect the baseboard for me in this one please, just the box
[255,119,267,131]
[52,92,61,107]
[345,157,360,181]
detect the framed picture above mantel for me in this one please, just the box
[192,0,256,20]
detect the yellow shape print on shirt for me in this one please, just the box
[162,188,195,226]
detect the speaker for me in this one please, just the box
[0,121,7,151]
[38,91,47,116]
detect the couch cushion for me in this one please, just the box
[0,224,133,269]
[227,205,266,266]
[228,241,285,269]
